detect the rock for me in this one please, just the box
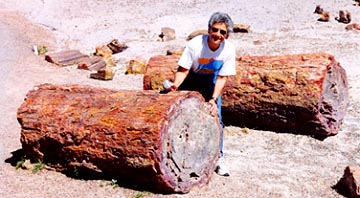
[186,29,208,41]
[318,11,330,22]
[45,50,88,66]
[94,45,116,67]
[345,23,360,31]
[106,39,128,54]
[77,55,105,71]
[233,24,250,33]
[335,10,351,24]
[89,68,114,80]
[125,57,147,74]
[159,27,175,42]
[334,165,360,198]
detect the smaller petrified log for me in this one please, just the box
[89,68,114,80]
[222,53,349,138]
[77,55,105,71]
[17,84,221,193]
[45,50,89,66]
[106,39,128,54]
[334,166,360,198]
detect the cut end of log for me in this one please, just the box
[159,95,221,192]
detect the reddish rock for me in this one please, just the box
[17,84,221,193]
[89,68,114,80]
[77,55,105,71]
[45,50,88,66]
[233,24,250,33]
[159,27,175,42]
[334,166,360,198]
[94,45,115,67]
[186,29,208,41]
[125,57,147,74]
[106,39,128,54]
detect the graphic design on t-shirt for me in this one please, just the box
[193,57,224,84]
[195,58,223,75]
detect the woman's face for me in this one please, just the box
[208,22,228,50]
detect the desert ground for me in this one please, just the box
[1,0,360,197]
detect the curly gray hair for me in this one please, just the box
[208,12,234,33]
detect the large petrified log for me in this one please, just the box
[17,84,221,193]
[143,53,349,138]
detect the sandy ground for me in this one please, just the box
[1,0,360,197]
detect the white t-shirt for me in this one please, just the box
[178,34,236,77]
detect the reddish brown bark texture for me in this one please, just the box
[143,55,180,91]
[17,84,221,193]
[143,53,349,138]
[45,50,89,66]
[222,53,348,138]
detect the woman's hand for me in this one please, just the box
[208,99,218,117]
[163,80,177,92]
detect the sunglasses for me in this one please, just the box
[211,27,227,36]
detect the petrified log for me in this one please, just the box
[17,84,221,193]
[45,50,88,66]
[89,68,114,80]
[125,57,147,74]
[334,166,360,197]
[77,55,105,71]
[222,53,349,138]
[94,45,116,67]
[106,39,128,54]
[143,53,349,138]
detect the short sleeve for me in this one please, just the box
[218,41,236,76]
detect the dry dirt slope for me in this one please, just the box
[1,0,360,198]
